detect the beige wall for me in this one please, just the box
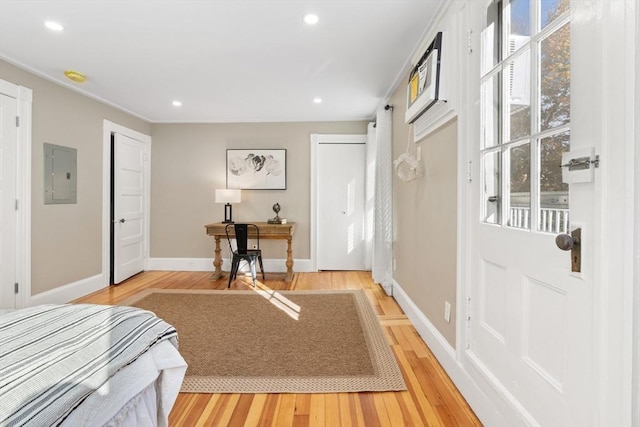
[2,56,457,349]
[390,75,458,347]
[0,60,151,294]
[0,59,367,295]
[149,121,368,261]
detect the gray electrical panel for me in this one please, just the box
[44,143,77,204]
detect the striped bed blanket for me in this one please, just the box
[0,304,178,426]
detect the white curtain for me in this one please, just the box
[370,108,394,295]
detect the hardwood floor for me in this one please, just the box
[74,271,483,426]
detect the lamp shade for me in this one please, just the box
[215,189,241,204]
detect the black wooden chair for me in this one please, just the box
[225,223,265,287]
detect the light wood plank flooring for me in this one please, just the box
[75,271,483,427]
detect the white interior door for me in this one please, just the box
[316,137,367,270]
[465,1,600,425]
[0,93,17,309]
[113,133,147,284]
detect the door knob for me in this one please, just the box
[555,228,581,273]
[119,218,126,223]
[555,233,578,251]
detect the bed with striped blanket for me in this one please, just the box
[0,304,187,427]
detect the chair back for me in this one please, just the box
[225,223,260,255]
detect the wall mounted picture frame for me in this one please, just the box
[226,149,287,190]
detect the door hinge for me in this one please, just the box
[15,199,19,210]
[467,161,472,183]
[466,29,473,54]
[466,296,472,321]
[15,116,20,127]
[14,283,19,294]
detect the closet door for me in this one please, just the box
[316,136,367,271]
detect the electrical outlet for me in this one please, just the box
[444,301,451,323]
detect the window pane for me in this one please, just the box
[541,0,569,29]
[508,50,531,140]
[508,143,530,229]
[482,72,502,148]
[540,23,570,131]
[539,132,570,233]
[482,1,501,73]
[483,151,502,224]
[509,0,530,39]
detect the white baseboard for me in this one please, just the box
[147,257,313,273]
[30,273,108,305]
[147,258,213,271]
[392,279,506,427]
[27,258,314,305]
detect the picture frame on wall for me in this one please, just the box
[226,149,287,190]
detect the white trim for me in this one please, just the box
[634,0,640,422]
[29,273,107,305]
[309,133,367,272]
[392,279,509,427]
[413,103,457,142]
[595,1,636,424]
[0,79,32,309]
[102,121,151,284]
[147,257,313,273]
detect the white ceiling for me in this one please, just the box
[0,0,444,123]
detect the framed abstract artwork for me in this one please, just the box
[226,149,287,190]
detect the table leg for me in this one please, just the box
[211,236,223,280]
[285,236,294,282]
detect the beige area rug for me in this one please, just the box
[121,289,407,394]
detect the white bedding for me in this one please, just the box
[0,304,187,427]
[63,340,186,427]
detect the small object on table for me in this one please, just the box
[268,202,282,224]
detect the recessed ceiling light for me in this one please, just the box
[172,100,182,107]
[313,97,322,104]
[303,14,319,25]
[45,21,64,31]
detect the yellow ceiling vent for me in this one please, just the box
[64,70,86,83]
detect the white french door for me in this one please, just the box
[113,132,148,284]
[313,134,368,271]
[0,93,17,309]
[464,0,612,425]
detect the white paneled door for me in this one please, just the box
[316,136,367,271]
[113,133,147,284]
[0,94,17,309]
[464,0,617,425]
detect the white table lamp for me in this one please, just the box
[215,189,241,223]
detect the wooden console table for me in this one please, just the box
[204,222,297,282]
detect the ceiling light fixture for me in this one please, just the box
[45,21,64,31]
[303,14,319,25]
[313,97,322,104]
[64,70,86,83]
[172,100,182,107]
